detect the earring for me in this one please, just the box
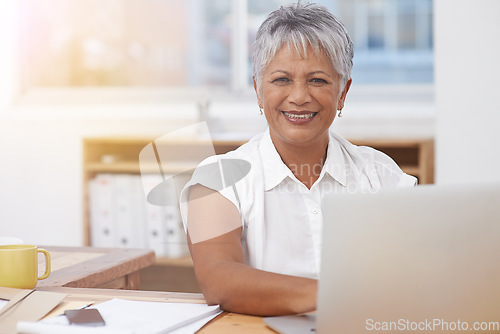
[259,106,263,115]
[338,109,343,118]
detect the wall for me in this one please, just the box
[435,0,500,184]
[0,0,17,110]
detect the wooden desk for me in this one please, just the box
[37,246,155,290]
[30,286,274,333]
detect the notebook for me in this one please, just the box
[265,182,500,333]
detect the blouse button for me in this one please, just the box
[312,208,319,214]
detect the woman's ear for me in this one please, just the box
[253,76,262,107]
[338,78,352,109]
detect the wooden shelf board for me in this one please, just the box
[85,162,198,174]
[350,137,433,147]
[84,136,225,146]
[399,165,420,176]
[155,256,193,267]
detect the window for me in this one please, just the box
[335,0,433,83]
[16,0,433,104]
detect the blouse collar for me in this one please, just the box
[258,128,348,191]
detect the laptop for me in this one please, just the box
[264,182,500,333]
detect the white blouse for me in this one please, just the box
[180,129,417,279]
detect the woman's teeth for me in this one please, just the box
[283,112,315,119]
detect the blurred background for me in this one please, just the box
[16,0,433,88]
[0,0,498,254]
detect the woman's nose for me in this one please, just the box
[288,82,312,106]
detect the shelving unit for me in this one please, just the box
[82,136,243,269]
[349,137,434,185]
[83,135,433,274]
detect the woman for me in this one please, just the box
[180,3,416,316]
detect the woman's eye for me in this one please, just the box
[272,77,290,84]
[310,78,328,84]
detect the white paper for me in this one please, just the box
[17,298,220,334]
[169,312,221,334]
[17,321,128,334]
[0,299,8,311]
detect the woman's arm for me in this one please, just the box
[186,184,317,316]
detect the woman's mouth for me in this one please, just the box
[282,111,317,123]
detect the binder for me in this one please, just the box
[164,205,188,258]
[113,174,134,248]
[129,176,147,249]
[89,174,117,247]
[142,174,167,257]
[88,172,187,256]
[158,175,188,258]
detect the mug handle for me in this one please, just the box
[37,248,51,280]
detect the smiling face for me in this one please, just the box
[254,44,351,150]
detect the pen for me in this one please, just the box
[80,303,93,309]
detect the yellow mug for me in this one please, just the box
[0,244,51,289]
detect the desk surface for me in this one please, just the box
[32,286,274,333]
[37,246,155,290]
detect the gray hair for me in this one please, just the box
[251,2,354,92]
